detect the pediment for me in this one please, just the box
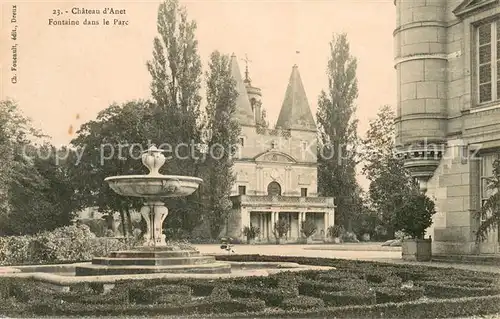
[254,151,297,163]
[453,0,498,18]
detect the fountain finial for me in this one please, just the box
[141,145,166,176]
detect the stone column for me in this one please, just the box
[271,211,278,235]
[297,212,302,238]
[259,213,264,240]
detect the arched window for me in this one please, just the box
[267,181,281,196]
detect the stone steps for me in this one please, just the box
[108,250,201,259]
[92,255,215,266]
[74,248,231,276]
[75,262,231,276]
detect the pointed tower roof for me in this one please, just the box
[230,54,255,126]
[276,65,316,131]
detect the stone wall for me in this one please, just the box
[426,139,479,255]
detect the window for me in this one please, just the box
[301,188,308,197]
[239,137,244,147]
[267,181,281,196]
[271,141,276,149]
[480,153,500,221]
[238,185,246,195]
[476,19,500,104]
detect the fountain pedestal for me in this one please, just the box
[75,145,231,276]
[140,201,169,247]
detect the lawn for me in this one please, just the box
[1,255,500,318]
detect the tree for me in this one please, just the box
[316,33,361,230]
[203,51,240,239]
[476,159,500,242]
[0,100,39,217]
[69,101,152,238]
[393,193,436,239]
[0,100,75,235]
[146,0,205,238]
[4,144,77,235]
[146,0,203,177]
[361,105,419,238]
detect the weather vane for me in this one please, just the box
[241,54,252,83]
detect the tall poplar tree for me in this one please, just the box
[317,33,361,230]
[147,0,203,176]
[146,0,204,237]
[203,51,240,239]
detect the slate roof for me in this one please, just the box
[275,65,316,131]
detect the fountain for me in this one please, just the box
[75,145,231,276]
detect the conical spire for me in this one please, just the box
[276,65,316,131]
[230,54,255,126]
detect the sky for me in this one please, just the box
[0,0,396,188]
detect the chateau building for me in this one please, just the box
[395,0,500,255]
[225,55,335,243]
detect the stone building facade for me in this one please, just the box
[394,0,500,255]
[225,55,335,243]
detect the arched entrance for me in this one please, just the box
[267,181,281,196]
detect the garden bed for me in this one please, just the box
[1,255,500,318]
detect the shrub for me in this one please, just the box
[327,225,344,238]
[320,289,377,306]
[341,231,359,243]
[0,224,135,265]
[375,287,424,303]
[273,219,290,241]
[79,219,107,237]
[299,279,369,297]
[422,282,500,299]
[29,296,266,316]
[209,286,231,300]
[228,285,299,306]
[301,219,317,239]
[128,284,192,304]
[0,235,32,265]
[243,225,260,242]
[281,295,325,310]
[315,270,361,282]
[394,193,436,239]
[54,290,129,305]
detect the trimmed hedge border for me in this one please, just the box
[2,254,500,318]
[195,294,500,318]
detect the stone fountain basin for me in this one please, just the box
[0,260,333,291]
[104,175,203,198]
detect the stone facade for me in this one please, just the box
[225,55,335,243]
[395,0,500,255]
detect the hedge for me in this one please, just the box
[281,295,325,310]
[2,255,500,318]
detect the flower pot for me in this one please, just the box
[275,238,282,245]
[306,237,313,244]
[246,238,255,245]
[402,238,432,261]
[333,237,341,244]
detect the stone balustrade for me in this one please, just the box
[230,195,335,208]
